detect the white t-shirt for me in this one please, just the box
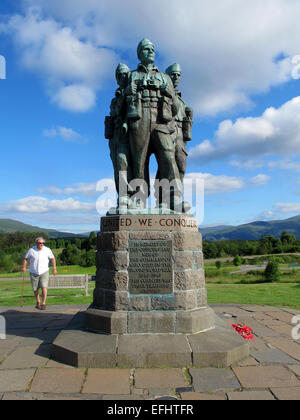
[25,246,55,276]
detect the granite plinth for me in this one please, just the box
[52,315,249,368]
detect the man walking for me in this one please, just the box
[22,237,57,310]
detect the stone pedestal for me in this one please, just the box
[52,214,249,368]
[86,214,215,335]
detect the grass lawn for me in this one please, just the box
[0,263,299,310]
[0,278,95,307]
[0,265,96,278]
[207,283,300,310]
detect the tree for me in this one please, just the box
[233,256,242,266]
[215,261,222,269]
[264,258,280,283]
[89,232,96,248]
[280,231,296,245]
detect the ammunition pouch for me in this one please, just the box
[126,94,141,121]
[159,96,173,123]
[182,118,192,141]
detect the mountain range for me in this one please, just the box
[199,215,300,241]
[1,216,300,241]
[0,219,79,238]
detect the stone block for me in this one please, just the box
[196,288,207,307]
[192,251,204,269]
[98,231,129,251]
[117,335,192,367]
[129,295,152,311]
[93,288,105,308]
[85,308,127,334]
[96,269,128,291]
[173,251,194,270]
[174,270,205,290]
[127,311,176,334]
[176,307,215,334]
[171,231,202,251]
[52,329,118,367]
[129,231,171,240]
[151,295,174,311]
[98,251,129,271]
[104,290,129,311]
[101,215,199,232]
[174,290,198,310]
[188,317,249,367]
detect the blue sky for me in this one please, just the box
[1,0,300,233]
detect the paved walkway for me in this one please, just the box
[0,304,299,400]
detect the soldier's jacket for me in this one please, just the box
[110,88,126,127]
[174,90,188,122]
[125,63,180,126]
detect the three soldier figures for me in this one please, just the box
[105,38,193,214]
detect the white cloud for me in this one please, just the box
[274,203,300,214]
[43,126,86,143]
[54,85,96,112]
[37,182,98,198]
[189,97,300,162]
[250,174,271,186]
[5,196,96,213]
[230,159,264,170]
[268,160,300,172]
[185,173,245,195]
[3,0,300,114]
[2,7,117,112]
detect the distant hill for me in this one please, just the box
[0,219,79,238]
[200,215,300,241]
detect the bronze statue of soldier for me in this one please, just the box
[165,63,193,184]
[105,63,133,208]
[124,38,182,210]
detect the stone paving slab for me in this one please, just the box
[2,392,102,400]
[0,344,51,370]
[0,369,36,392]
[134,368,188,389]
[180,391,226,400]
[82,369,130,395]
[265,337,300,361]
[270,386,300,400]
[250,348,300,365]
[30,367,86,394]
[189,368,241,392]
[232,366,300,388]
[287,365,300,376]
[227,390,275,400]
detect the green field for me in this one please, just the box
[0,263,299,309]
[0,265,96,278]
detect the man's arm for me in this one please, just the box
[51,258,57,276]
[22,259,27,273]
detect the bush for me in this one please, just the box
[233,256,242,266]
[264,259,280,283]
[215,261,222,269]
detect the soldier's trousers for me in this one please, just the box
[109,131,132,200]
[128,106,182,207]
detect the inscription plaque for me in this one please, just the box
[128,239,173,295]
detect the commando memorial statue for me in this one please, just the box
[105,38,193,214]
[52,39,249,369]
